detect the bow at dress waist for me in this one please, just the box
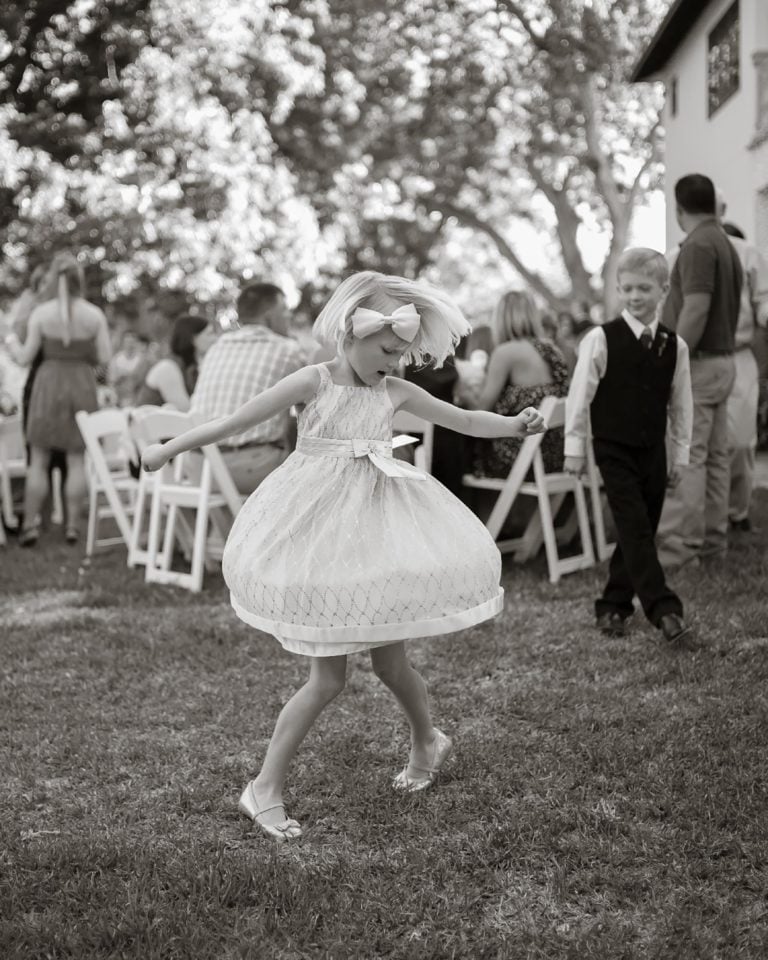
[296,434,426,480]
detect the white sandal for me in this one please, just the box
[393,729,453,793]
[238,781,302,842]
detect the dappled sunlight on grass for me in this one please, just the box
[0,589,107,629]
[1,492,767,958]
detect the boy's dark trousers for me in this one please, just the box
[593,437,683,625]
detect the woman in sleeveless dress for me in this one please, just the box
[7,252,111,545]
[136,314,217,410]
[472,289,570,479]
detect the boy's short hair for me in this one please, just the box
[616,247,669,286]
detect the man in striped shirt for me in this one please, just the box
[190,282,303,494]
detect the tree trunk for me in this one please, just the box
[601,205,632,318]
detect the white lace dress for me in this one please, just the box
[222,363,504,656]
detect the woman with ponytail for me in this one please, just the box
[7,262,69,522]
[6,252,111,546]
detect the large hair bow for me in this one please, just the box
[348,303,421,341]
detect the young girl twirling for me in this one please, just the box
[142,271,545,842]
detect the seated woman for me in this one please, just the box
[471,289,569,478]
[107,330,150,408]
[136,314,217,410]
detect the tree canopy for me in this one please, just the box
[0,0,665,323]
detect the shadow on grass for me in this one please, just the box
[2,492,767,958]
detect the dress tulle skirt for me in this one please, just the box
[222,451,504,657]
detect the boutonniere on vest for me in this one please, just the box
[656,331,669,357]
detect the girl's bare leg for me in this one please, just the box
[63,452,87,534]
[249,654,347,827]
[370,642,437,774]
[22,447,50,532]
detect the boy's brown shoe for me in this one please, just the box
[596,612,627,637]
[659,614,697,649]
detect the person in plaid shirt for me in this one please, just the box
[190,282,303,494]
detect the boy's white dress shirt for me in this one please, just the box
[564,310,693,466]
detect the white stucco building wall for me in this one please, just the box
[633,0,768,251]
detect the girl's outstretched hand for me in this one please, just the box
[141,443,168,472]
[519,406,546,435]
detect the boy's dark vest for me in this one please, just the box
[590,317,677,448]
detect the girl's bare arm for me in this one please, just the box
[6,310,43,366]
[388,377,544,438]
[142,366,319,470]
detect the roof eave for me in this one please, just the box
[629,0,712,83]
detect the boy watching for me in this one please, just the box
[564,248,695,647]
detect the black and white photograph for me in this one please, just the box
[1,0,767,957]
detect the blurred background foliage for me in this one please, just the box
[0,0,665,329]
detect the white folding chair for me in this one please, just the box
[545,428,615,563]
[392,409,435,473]
[462,396,595,583]
[192,441,245,564]
[75,408,138,555]
[127,405,203,570]
[126,408,166,569]
[137,410,244,592]
[0,414,67,539]
[583,432,615,562]
[0,415,26,545]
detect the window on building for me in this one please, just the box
[756,51,768,134]
[708,1,740,117]
[670,77,678,118]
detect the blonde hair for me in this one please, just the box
[616,247,669,286]
[491,290,544,346]
[312,271,471,368]
[50,251,86,346]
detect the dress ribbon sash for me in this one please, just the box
[296,435,426,480]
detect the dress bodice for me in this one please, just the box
[297,363,392,442]
[224,364,503,657]
[41,335,98,364]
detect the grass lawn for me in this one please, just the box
[2,493,768,960]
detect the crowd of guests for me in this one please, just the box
[1,173,767,582]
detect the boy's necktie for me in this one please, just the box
[640,328,653,351]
